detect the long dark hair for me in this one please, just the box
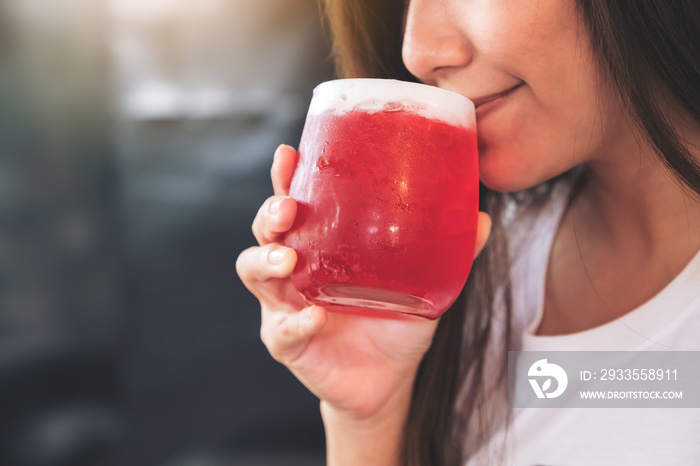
[580,0,700,198]
[319,0,700,464]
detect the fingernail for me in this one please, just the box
[269,197,284,215]
[268,248,286,265]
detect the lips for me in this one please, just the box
[472,83,523,111]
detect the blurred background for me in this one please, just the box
[0,0,333,465]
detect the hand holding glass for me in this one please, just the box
[284,79,478,319]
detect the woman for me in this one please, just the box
[237,0,700,464]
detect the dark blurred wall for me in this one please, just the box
[0,0,122,465]
[111,1,333,465]
[0,0,333,465]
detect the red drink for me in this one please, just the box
[285,79,478,319]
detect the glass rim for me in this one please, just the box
[308,78,475,129]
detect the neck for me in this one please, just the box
[538,113,700,336]
[577,126,700,260]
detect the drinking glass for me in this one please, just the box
[284,78,478,319]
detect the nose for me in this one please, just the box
[402,0,473,84]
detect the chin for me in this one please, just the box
[477,144,570,193]
[478,153,539,193]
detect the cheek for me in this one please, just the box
[468,1,620,192]
[476,91,605,192]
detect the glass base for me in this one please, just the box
[307,284,437,319]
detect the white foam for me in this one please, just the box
[307,79,475,129]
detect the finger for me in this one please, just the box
[261,305,328,364]
[236,244,298,303]
[252,195,297,246]
[271,144,299,196]
[474,211,492,258]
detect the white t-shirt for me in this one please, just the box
[467,181,700,466]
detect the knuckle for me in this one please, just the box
[277,313,293,340]
[259,322,281,361]
[235,248,252,280]
[236,246,264,283]
[252,196,283,244]
[260,312,294,364]
[251,205,266,241]
[259,323,271,349]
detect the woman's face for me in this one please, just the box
[402,0,627,192]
